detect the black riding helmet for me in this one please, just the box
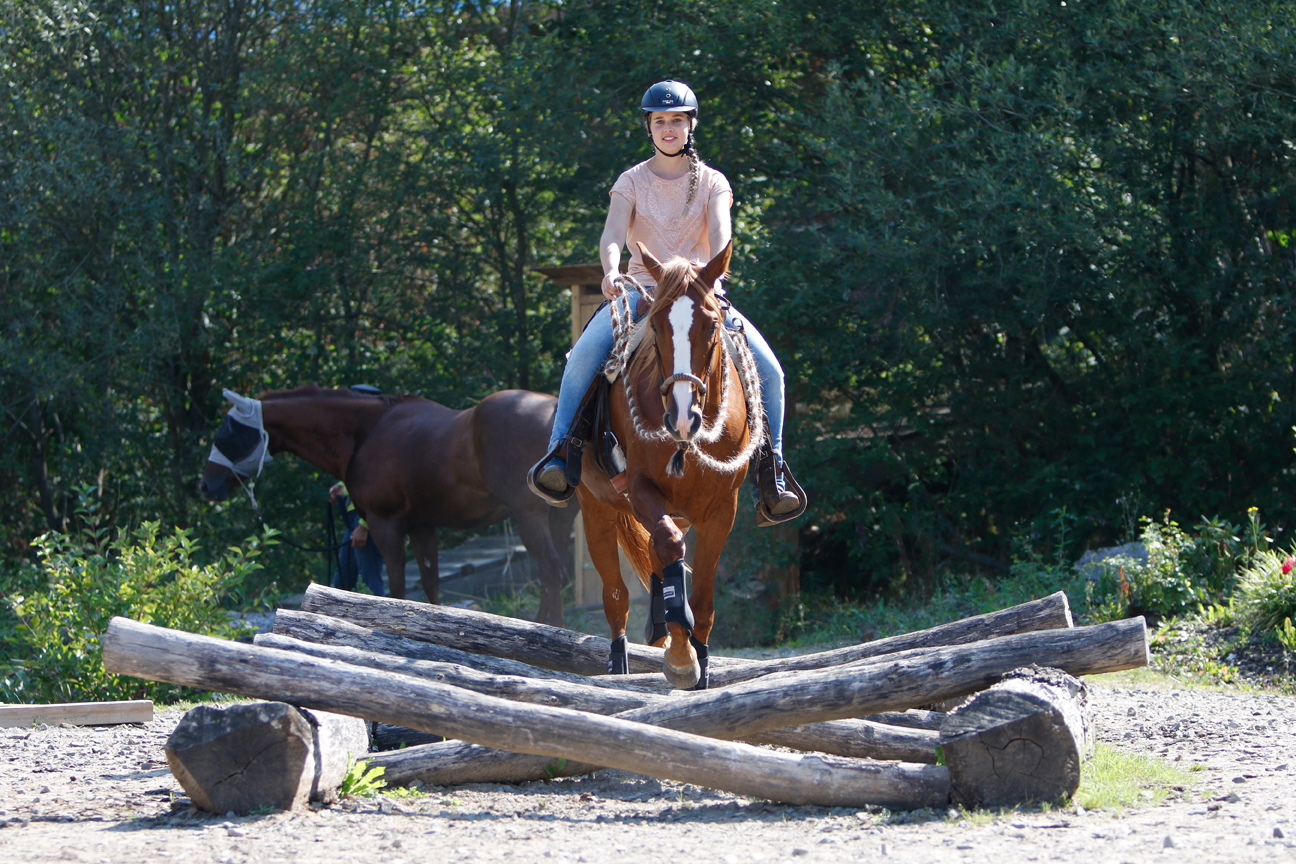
[641,80,698,157]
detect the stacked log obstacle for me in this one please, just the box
[297,584,1074,685]
[103,617,951,809]
[254,631,943,764]
[941,666,1094,808]
[102,612,1144,809]
[165,702,369,814]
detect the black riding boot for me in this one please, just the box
[752,445,807,527]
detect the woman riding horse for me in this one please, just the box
[530,79,804,523]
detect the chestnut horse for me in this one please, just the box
[200,387,579,626]
[577,241,764,689]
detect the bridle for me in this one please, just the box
[209,391,348,554]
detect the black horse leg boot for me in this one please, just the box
[660,560,695,632]
[644,573,669,646]
[607,634,629,675]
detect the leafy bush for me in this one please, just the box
[1236,550,1296,631]
[1089,514,1251,624]
[3,500,275,704]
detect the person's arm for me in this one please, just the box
[599,193,635,299]
[707,191,734,285]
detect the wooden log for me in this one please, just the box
[865,710,946,732]
[165,702,370,814]
[272,612,947,734]
[705,592,1075,687]
[0,700,153,728]
[272,609,670,693]
[102,617,951,809]
[254,631,654,715]
[572,618,1145,743]
[256,631,941,763]
[941,666,1094,809]
[299,583,702,676]
[298,583,1073,685]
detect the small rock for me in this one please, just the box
[1233,777,1247,784]
[879,844,889,857]
[1227,793,1242,803]
[39,786,51,794]
[1163,835,1175,849]
[1276,827,1286,839]
[792,849,810,857]
[1276,764,1289,771]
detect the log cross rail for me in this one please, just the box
[101,615,1146,808]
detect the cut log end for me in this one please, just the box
[940,666,1093,809]
[165,702,369,815]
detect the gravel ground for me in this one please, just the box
[3,671,1295,864]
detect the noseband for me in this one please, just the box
[659,372,708,403]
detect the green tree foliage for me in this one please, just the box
[749,0,1296,591]
[2,0,1294,602]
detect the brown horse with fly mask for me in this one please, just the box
[200,387,579,626]
[577,241,764,689]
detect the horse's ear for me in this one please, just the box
[699,241,733,292]
[222,388,256,413]
[636,242,665,284]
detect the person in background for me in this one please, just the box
[329,383,388,596]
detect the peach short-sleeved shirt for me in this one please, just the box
[610,159,732,286]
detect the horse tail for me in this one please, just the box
[614,513,654,593]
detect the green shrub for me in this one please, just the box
[1089,514,1249,624]
[1236,549,1296,631]
[3,510,275,704]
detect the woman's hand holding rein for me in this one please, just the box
[602,270,626,300]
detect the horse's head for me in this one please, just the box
[199,389,273,501]
[637,240,732,446]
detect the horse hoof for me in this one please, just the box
[663,659,701,690]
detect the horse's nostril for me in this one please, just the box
[689,408,703,436]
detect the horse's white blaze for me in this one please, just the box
[668,296,696,438]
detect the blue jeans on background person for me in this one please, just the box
[547,288,786,457]
[332,502,387,596]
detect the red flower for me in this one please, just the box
[1282,556,1294,576]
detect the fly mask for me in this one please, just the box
[208,389,273,478]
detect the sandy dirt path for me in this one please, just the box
[2,675,1294,864]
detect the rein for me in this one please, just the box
[604,275,767,475]
[231,470,350,555]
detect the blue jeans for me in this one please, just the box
[332,502,387,596]
[548,290,786,457]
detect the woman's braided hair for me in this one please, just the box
[683,131,704,214]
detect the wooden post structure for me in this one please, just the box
[534,262,635,609]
